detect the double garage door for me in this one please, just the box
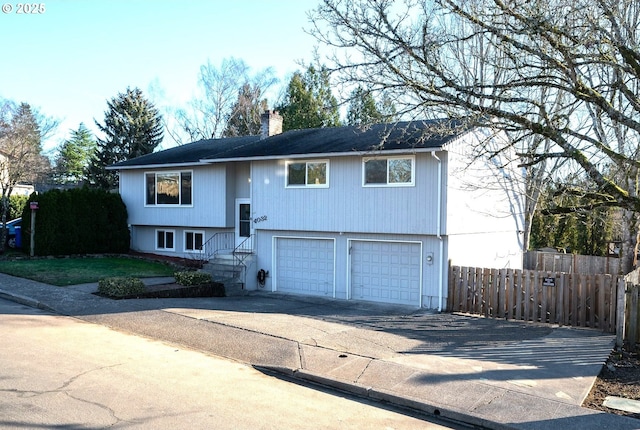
[274,237,422,306]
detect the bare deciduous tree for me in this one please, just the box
[0,100,55,251]
[222,83,269,137]
[309,0,640,270]
[167,58,277,144]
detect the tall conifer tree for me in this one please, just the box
[345,86,396,126]
[88,88,163,189]
[278,65,340,131]
[55,123,96,184]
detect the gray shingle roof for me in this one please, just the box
[111,119,464,169]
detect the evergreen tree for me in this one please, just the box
[277,65,340,131]
[54,123,96,184]
[345,86,396,126]
[222,83,268,137]
[530,181,615,255]
[88,88,163,189]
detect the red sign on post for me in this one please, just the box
[30,202,38,210]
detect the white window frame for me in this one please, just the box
[145,170,193,206]
[155,229,176,251]
[362,155,415,187]
[184,230,205,253]
[285,160,330,188]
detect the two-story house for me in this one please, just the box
[110,111,525,310]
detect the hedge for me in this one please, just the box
[22,187,130,256]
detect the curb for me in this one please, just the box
[260,366,510,430]
[0,289,55,313]
[366,386,513,430]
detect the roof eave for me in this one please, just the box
[199,146,445,164]
[107,161,212,171]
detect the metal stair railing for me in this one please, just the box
[195,232,254,285]
[197,231,235,261]
[232,234,255,284]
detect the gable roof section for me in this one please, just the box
[111,119,465,170]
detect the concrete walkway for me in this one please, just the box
[0,273,637,430]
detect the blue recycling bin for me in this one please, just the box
[14,225,21,248]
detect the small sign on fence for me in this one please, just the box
[542,277,556,287]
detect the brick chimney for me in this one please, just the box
[260,110,283,139]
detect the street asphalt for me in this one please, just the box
[0,273,638,430]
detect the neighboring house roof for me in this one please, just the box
[110,119,466,170]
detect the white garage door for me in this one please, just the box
[350,240,422,306]
[275,238,335,297]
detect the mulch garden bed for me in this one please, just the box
[583,345,640,419]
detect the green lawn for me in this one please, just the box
[0,256,177,286]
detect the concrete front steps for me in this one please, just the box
[201,253,254,297]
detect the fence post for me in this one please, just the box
[630,285,639,352]
[447,263,455,312]
[616,279,626,348]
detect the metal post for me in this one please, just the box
[29,208,35,257]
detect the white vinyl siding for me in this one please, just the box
[251,154,440,235]
[119,166,230,228]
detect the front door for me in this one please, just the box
[235,199,253,250]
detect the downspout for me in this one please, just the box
[431,152,444,312]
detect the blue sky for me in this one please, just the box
[0,0,319,154]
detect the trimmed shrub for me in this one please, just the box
[98,277,146,297]
[174,271,212,286]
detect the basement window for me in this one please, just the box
[156,229,175,251]
[184,231,204,253]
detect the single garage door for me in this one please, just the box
[350,240,421,306]
[275,237,335,297]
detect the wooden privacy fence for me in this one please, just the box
[524,251,622,275]
[448,265,620,333]
[620,268,640,350]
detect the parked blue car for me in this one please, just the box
[5,218,21,248]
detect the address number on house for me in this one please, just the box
[253,215,268,224]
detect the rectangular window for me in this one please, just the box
[145,171,193,205]
[156,229,175,251]
[286,160,329,187]
[363,156,414,186]
[184,230,204,252]
[181,172,192,205]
